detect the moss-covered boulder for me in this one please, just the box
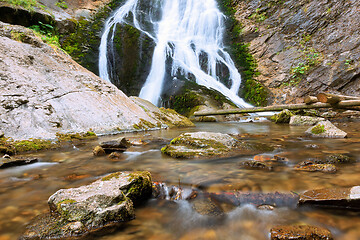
[305,121,347,138]
[21,171,152,239]
[270,109,294,123]
[161,132,239,158]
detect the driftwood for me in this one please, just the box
[193,100,360,116]
[304,96,319,104]
[317,93,360,104]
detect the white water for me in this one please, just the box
[99,0,252,108]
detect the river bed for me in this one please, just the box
[0,121,360,239]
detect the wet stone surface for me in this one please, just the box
[270,225,333,240]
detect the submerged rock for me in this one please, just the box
[239,160,274,171]
[289,115,325,126]
[92,146,106,156]
[21,171,152,239]
[305,121,347,138]
[161,132,239,158]
[324,153,354,164]
[299,186,360,209]
[294,160,337,173]
[270,225,333,240]
[0,156,38,169]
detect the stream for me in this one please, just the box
[0,121,360,239]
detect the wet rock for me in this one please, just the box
[92,146,106,156]
[21,171,152,239]
[0,156,38,169]
[270,225,333,240]
[108,152,123,160]
[192,198,224,217]
[289,115,325,126]
[305,121,347,138]
[100,137,131,153]
[209,192,299,208]
[240,160,274,171]
[152,182,198,201]
[161,132,239,158]
[324,153,354,164]
[257,204,275,211]
[294,160,337,173]
[299,186,360,209]
[270,110,294,123]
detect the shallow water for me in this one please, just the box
[1,121,360,239]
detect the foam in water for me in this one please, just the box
[99,0,253,108]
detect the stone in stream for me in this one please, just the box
[324,153,354,164]
[299,186,360,209]
[289,115,325,126]
[161,132,240,158]
[239,160,274,171]
[270,109,294,123]
[270,225,333,240]
[294,160,337,173]
[100,137,131,154]
[305,120,347,138]
[92,145,106,156]
[0,156,38,169]
[21,171,152,239]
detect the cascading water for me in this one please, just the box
[99,0,253,108]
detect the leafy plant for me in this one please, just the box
[1,0,38,10]
[29,21,60,48]
[249,8,267,22]
[55,0,68,9]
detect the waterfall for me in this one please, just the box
[99,0,252,108]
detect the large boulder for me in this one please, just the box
[161,132,239,158]
[305,121,347,138]
[21,171,152,239]
[0,22,163,140]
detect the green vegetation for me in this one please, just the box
[249,8,267,22]
[1,0,39,10]
[311,124,325,134]
[29,21,60,48]
[55,0,67,9]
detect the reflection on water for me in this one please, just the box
[0,122,360,239]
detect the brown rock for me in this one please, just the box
[294,162,337,173]
[240,160,273,171]
[299,186,360,209]
[270,225,333,240]
[92,146,105,156]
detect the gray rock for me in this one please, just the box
[100,137,131,153]
[289,115,325,126]
[305,120,347,138]
[21,171,152,239]
[270,109,294,123]
[0,22,164,140]
[299,186,360,210]
[161,132,239,158]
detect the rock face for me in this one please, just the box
[305,121,347,138]
[299,186,360,209]
[233,0,360,104]
[270,225,333,240]
[0,21,164,140]
[22,171,152,239]
[161,132,239,158]
[289,115,325,126]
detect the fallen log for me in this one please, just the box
[317,93,360,104]
[193,100,360,116]
[304,96,319,104]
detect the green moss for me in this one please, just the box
[56,132,97,142]
[133,119,157,130]
[270,109,294,123]
[56,199,77,219]
[101,172,123,181]
[1,0,39,11]
[311,124,325,134]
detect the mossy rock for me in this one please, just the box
[270,109,294,123]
